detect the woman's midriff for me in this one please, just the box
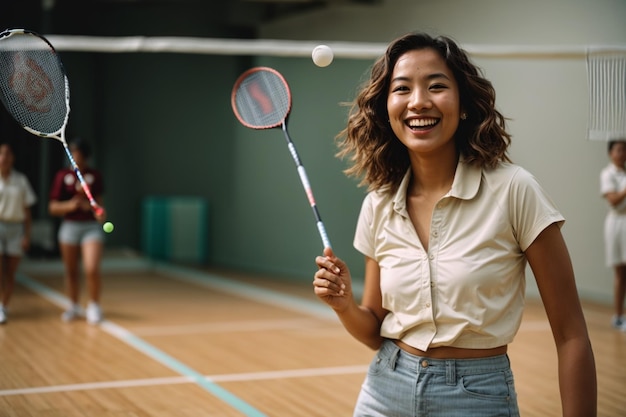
[394,339,507,359]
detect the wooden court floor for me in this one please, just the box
[0,253,624,416]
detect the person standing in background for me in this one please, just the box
[49,137,107,325]
[0,140,37,324]
[600,139,626,331]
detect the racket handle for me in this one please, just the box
[63,145,104,218]
[71,166,103,216]
[283,125,331,249]
[296,166,331,249]
[92,204,104,217]
[317,221,332,249]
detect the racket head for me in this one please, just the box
[0,28,69,138]
[231,66,291,129]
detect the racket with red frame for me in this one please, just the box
[231,66,331,249]
[0,28,103,216]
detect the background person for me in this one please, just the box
[49,137,107,325]
[0,140,37,324]
[600,138,626,331]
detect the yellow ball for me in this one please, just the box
[103,221,114,233]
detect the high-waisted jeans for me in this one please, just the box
[353,339,520,417]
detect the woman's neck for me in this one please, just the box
[409,152,458,196]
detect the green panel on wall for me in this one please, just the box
[141,196,208,264]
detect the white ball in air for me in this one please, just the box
[312,45,334,67]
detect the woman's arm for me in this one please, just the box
[48,197,81,217]
[314,249,387,350]
[525,223,597,417]
[603,187,626,207]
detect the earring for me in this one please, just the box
[460,112,467,120]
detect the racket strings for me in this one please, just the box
[233,69,291,129]
[0,33,68,134]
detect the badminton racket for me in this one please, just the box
[0,28,103,216]
[231,66,331,249]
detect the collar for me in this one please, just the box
[0,169,14,182]
[393,158,482,214]
[607,163,626,174]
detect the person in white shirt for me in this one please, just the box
[0,141,37,324]
[313,32,596,417]
[599,139,626,331]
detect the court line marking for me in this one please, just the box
[19,257,345,320]
[130,317,332,336]
[0,364,368,397]
[16,273,268,417]
[13,257,556,412]
[152,262,339,321]
[148,263,553,334]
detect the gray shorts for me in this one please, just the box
[0,222,25,256]
[58,220,104,245]
[604,212,626,267]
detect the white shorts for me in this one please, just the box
[0,221,25,256]
[604,212,626,267]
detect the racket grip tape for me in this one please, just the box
[317,221,332,249]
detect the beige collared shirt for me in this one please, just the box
[0,170,37,222]
[354,160,564,351]
[600,163,626,213]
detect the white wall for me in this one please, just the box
[259,0,626,303]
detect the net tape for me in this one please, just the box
[37,35,626,59]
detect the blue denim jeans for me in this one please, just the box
[353,339,520,417]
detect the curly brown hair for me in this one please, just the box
[336,32,512,192]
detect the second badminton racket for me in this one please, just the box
[231,66,331,249]
[0,28,103,216]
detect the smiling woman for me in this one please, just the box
[386,48,461,161]
[312,31,598,417]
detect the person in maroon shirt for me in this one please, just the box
[49,137,107,324]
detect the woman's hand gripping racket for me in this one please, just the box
[0,28,104,217]
[231,67,331,249]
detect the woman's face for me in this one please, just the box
[610,141,626,168]
[386,48,462,157]
[0,144,14,173]
[70,145,86,168]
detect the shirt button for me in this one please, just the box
[429,254,434,260]
[426,303,431,308]
[421,360,429,368]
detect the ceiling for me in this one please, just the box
[1,0,382,38]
